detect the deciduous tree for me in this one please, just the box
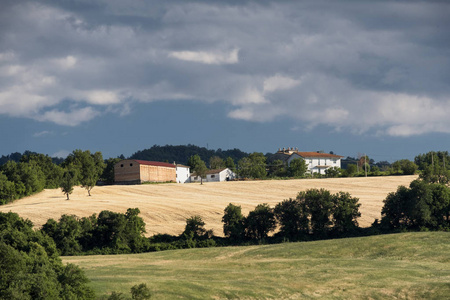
[245,203,276,240]
[63,150,105,196]
[209,156,225,169]
[288,158,307,177]
[238,152,267,179]
[274,198,308,240]
[222,203,245,241]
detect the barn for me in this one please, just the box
[114,159,176,184]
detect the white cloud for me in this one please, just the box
[263,74,301,93]
[53,55,77,69]
[84,90,121,105]
[0,0,449,137]
[168,48,239,65]
[33,130,52,137]
[35,107,100,126]
[0,52,15,62]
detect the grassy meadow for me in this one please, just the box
[63,232,450,299]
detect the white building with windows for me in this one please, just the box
[190,168,236,183]
[176,164,191,183]
[276,148,343,175]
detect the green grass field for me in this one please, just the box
[63,232,450,299]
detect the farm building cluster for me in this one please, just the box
[273,147,343,175]
[114,148,343,184]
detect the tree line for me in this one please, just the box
[1,149,449,205]
[4,174,449,258]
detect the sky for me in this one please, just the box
[0,0,449,162]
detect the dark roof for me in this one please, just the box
[205,168,228,175]
[132,160,176,168]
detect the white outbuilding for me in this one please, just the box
[176,164,191,183]
[190,168,236,183]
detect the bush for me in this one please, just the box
[131,283,152,300]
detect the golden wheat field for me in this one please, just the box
[0,176,417,236]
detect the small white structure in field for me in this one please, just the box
[175,164,190,183]
[190,168,236,183]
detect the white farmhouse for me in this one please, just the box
[190,168,236,183]
[275,147,343,175]
[175,164,191,183]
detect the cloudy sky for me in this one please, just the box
[1,0,449,161]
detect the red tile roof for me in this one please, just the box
[295,152,344,158]
[133,160,176,168]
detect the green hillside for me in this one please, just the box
[63,232,450,299]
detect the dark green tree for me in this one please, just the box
[268,159,287,177]
[41,215,82,255]
[0,172,16,204]
[274,198,308,240]
[415,151,450,170]
[222,203,245,241]
[1,160,45,198]
[331,192,361,234]
[63,150,105,196]
[189,155,208,184]
[381,179,450,230]
[392,159,418,175]
[288,158,307,177]
[225,157,237,173]
[344,164,357,177]
[325,167,341,178]
[182,215,206,239]
[245,204,276,240]
[209,156,225,169]
[60,167,77,200]
[20,153,64,188]
[0,212,95,299]
[238,152,267,179]
[58,263,96,299]
[102,157,122,184]
[298,189,333,237]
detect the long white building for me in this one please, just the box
[275,148,343,175]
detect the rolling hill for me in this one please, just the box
[0,176,416,236]
[63,231,450,299]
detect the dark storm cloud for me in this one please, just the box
[0,0,449,135]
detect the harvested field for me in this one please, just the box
[0,176,416,236]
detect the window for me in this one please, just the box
[211,175,215,178]
[130,163,133,167]
[121,164,124,167]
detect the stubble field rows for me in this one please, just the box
[0,175,417,236]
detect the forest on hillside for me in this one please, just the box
[129,144,248,165]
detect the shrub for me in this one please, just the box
[131,283,152,300]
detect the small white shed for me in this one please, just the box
[190,168,236,183]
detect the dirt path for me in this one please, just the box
[0,176,416,236]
